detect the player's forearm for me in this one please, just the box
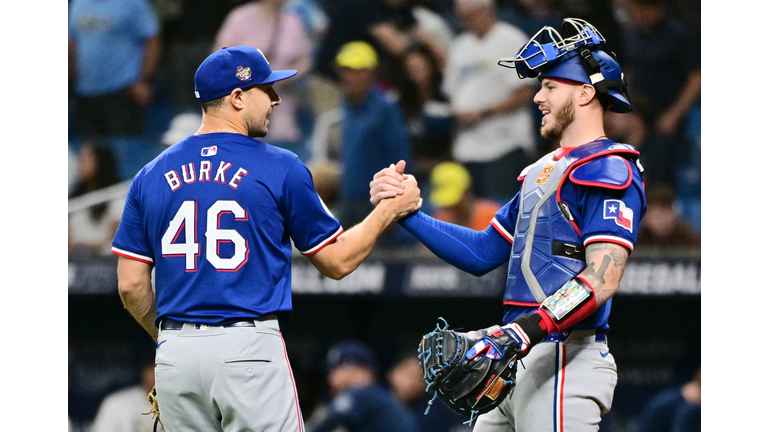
[117,258,158,341]
[120,291,158,342]
[311,177,421,278]
[309,204,398,280]
[119,283,158,341]
[577,241,628,307]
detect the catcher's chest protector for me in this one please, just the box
[504,141,638,306]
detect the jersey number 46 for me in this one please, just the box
[161,200,249,272]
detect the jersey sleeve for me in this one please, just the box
[399,211,511,276]
[282,160,343,255]
[489,194,519,244]
[563,175,646,253]
[111,179,154,264]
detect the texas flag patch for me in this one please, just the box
[603,199,633,232]
[201,146,217,157]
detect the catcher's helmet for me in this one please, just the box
[498,18,633,113]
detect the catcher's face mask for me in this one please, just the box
[499,18,633,113]
[498,18,605,78]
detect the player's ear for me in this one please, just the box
[578,84,598,107]
[229,88,246,110]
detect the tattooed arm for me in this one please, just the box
[578,242,629,307]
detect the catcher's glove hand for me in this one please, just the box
[418,318,528,423]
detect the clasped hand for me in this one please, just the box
[369,160,422,218]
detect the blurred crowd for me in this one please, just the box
[69,0,701,253]
[68,0,701,254]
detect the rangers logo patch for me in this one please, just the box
[535,165,556,185]
[603,199,633,232]
[236,66,252,82]
[201,146,217,157]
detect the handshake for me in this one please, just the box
[368,160,423,220]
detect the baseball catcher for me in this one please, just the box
[418,318,531,423]
[372,14,646,432]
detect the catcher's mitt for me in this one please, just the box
[418,318,524,423]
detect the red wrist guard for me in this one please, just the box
[535,276,598,334]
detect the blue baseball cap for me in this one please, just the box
[194,46,298,102]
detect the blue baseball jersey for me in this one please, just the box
[112,133,342,326]
[489,144,646,328]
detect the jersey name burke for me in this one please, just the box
[164,160,249,191]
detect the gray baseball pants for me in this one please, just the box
[154,317,304,432]
[472,330,617,432]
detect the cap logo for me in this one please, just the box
[236,66,252,82]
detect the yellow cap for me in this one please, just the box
[430,162,471,207]
[335,41,379,70]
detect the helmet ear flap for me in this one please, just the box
[594,88,617,112]
[575,46,633,113]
